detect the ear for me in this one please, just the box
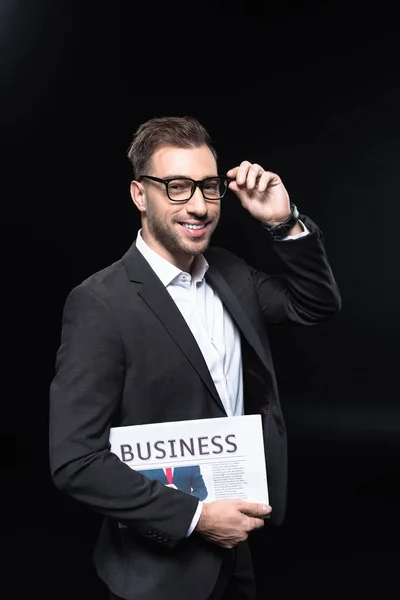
[130,180,146,212]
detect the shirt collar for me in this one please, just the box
[135,229,209,287]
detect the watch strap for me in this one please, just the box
[262,203,299,240]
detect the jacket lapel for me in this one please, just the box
[123,243,225,412]
[205,266,271,374]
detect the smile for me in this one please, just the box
[178,222,210,236]
[181,223,206,230]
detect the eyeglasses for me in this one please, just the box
[137,175,232,203]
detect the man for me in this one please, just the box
[49,116,341,600]
[137,466,208,501]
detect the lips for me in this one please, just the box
[178,221,210,237]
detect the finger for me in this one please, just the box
[246,164,264,190]
[236,161,253,186]
[258,171,281,192]
[257,171,274,192]
[250,517,265,530]
[226,166,239,178]
[227,179,241,195]
[238,501,271,516]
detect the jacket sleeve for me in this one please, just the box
[251,215,342,325]
[49,285,198,548]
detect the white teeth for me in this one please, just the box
[182,223,205,230]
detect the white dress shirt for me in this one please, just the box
[135,221,309,536]
[136,230,244,419]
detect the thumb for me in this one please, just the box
[227,180,243,196]
[238,501,272,517]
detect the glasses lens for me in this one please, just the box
[167,179,194,201]
[202,177,227,200]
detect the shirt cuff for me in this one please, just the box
[185,501,203,537]
[281,219,310,240]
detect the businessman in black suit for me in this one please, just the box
[137,466,208,501]
[49,116,341,600]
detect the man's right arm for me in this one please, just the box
[49,285,198,548]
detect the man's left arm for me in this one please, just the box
[226,162,341,324]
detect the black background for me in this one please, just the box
[6,1,399,598]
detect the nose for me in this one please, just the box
[185,185,208,217]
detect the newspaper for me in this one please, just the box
[109,414,268,504]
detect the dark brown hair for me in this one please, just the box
[127,116,218,178]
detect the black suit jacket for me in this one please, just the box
[49,216,341,600]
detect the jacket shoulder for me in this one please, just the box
[65,255,128,309]
[80,258,124,290]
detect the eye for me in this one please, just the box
[203,178,221,194]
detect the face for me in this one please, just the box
[131,145,221,271]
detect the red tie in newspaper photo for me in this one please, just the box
[165,467,173,484]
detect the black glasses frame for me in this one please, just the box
[137,175,232,202]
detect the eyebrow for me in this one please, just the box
[162,174,219,180]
